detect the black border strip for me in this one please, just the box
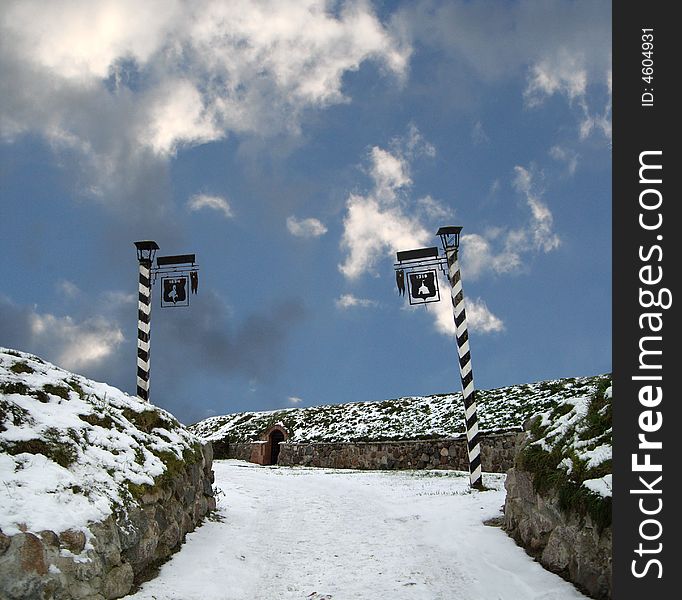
[613,3,678,598]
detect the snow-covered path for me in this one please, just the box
[126,460,589,600]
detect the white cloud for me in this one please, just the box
[4,0,180,80]
[465,298,505,333]
[56,280,81,299]
[339,194,430,279]
[368,146,412,199]
[29,311,125,371]
[512,166,561,253]
[524,49,587,107]
[287,396,303,405]
[337,128,504,338]
[524,49,611,142]
[143,79,222,156]
[339,129,433,280]
[286,216,328,238]
[100,290,136,308]
[471,120,489,145]
[335,294,378,309]
[188,193,234,219]
[0,0,410,207]
[2,2,409,146]
[577,68,612,140]
[458,232,520,280]
[401,122,436,159]
[416,195,453,221]
[393,1,610,142]
[549,145,579,176]
[451,166,560,282]
[431,290,504,337]
[339,139,558,339]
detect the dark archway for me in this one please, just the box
[269,429,285,465]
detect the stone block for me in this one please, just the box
[59,529,86,554]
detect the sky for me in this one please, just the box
[0,0,612,425]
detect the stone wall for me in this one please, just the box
[216,431,523,473]
[0,443,215,600]
[504,464,612,599]
[218,441,252,461]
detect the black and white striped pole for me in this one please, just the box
[134,241,159,403]
[437,227,482,489]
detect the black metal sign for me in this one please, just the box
[394,245,447,305]
[407,269,440,304]
[161,276,189,307]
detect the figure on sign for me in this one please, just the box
[161,277,189,307]
[190,270,198,294]
[396,269,405,296]
[409,270,437,301]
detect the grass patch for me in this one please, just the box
[67,378,86,399]
[79,412,115,429]
[3,436,78,468]
[518,377,612,533]
[9,361,34,375]
[42,383,72,400]
[0,399,31,427]
[0,381,30,396]
[122,408,173,433]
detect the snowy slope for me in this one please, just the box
[0,347,204,537]
[519,380,613,502]
[190,373,611,443]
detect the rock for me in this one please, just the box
[0,533,52,600]
[202,442,213,473]
[101,563,134,599]
[38,530,59,547]
[504,466,612,599]
[59,529,86,554]
[20,532,48,576]
[542,528,572,572]
[0,531,11,555]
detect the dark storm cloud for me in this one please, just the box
[152,290,306,380]
[0,290,306,420]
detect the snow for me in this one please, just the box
[583,475,612,499]
[0,348,202,538]
[579,444,612,469]
[191,374,608,444]
[126,460,590,600]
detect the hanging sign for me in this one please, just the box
[408,269,440,305]
[161,276,190,307]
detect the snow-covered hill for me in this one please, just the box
[0,347,203,537]
[190,373,612,443]
[1,347,216,599]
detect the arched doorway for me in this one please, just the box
[250,424,289,465]
[269,429,285,465]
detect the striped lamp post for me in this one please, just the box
[437,227,483,490]
[134,241,159,403]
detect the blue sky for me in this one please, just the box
[0,0,611,425]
